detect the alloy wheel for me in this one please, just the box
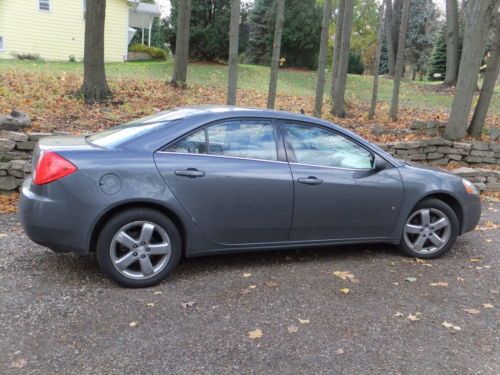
[403,208,451,254]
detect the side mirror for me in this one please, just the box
[372,155,387,172]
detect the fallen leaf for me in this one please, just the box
[485,239,492,243]
[265,280,279,287]
[457,277,464,282]
[405,277,417,283]
[153,291,162,295]
[248,328,263,339]
[415,258,432,266]
[9,358,27,369]
[243,272,252,278]
[129,321,139,327]
[407,313,421,321]
[394,311,404,317]
[249,285,257,289]
[442,321,461,331]
[475,266,483,270]
[393,282,399,286]
[429,281,448,287]
[336,348,345,355]
[333,271,359,283]
[181,301,196,309]
[287,325,299,333]
[298,318,310,324]
[469,258,480,262]
[463,308,480,315]
[339,288,350,294]
[390,262,396,266]
[145,303,155,307]
[0,233,7,238]
[482,303,494,309]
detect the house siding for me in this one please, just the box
[0,0,129,62]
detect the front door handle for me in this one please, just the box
[297,176,323,185]
[174,168,205,178]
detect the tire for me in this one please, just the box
[96,208,182,288]
[398,198,459,259]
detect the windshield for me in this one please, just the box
[87,120,171,148]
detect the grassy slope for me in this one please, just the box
[1,59,499,115]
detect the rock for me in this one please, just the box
[425,128,439,136]
[0,170,6,177]
[435,146,468,156]
[10,160,28,171]
[470,150,494,157]
[464,156,483,163]
[0,131,28,142]
[448,154,462,161]
[0,110,32,131]
[52,131,71,136]
[489,128,500,141]
[427,138,453,146]
[0,162,9,170]
[371,124,386,136]
[473,183,487,191]
[431,158,450,165]
[452,167,479,176]
[424,146,437,153]
[471,141,490,151]
[0,176,17,191]
[427,120,447,129]
[408,154,427,161]
[427,153,444,160]
[28,133,52,141]
[394,141,421,149]
[409,121,427,130]
[8,168,24,178]
[487,182,500,191]
[0,151,30,161]
[452,142,472,151]
[482,157,496,164]
[16,141,36,151]
[489,142,500,152]
[0,138,16,152]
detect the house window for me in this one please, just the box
[0,36,5,52]
[39,0,51,11]
[82,0,86,19]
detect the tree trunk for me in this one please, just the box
[227,0,241,105]
[389,0,410,121]
[313,0,333,117]
[171,0,192,87]
[385,0,395,76]
[80,0,112,103]
[443,0,459,86]
[468,14,500,137]
[392,0,403,58]
[331,0,345,101]
[444,0,495,140]
[331,0,354,117]
[368,3,385,120]
[267,0,286,109]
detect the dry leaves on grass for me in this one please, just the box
[248,329,263,340]
[475,221,499,231]
[0,193,19,214]
[463,308,480,315]
[333,271,359,283]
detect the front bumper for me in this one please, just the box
[460,193,481,234]
[18,178,102,254]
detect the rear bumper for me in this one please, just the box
[460,193,481,234]
[18,178,102,254]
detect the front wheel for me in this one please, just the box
[398,198,459,259]
[96,208,182,288]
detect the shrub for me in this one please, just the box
[129,44,167,60]
[348,51,365,75]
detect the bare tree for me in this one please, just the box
[385,0,396,76]
[445,0,496,140]
[468,13,500,137]
[267,0,286,109]
[171,0,192,87]
[331,0,345,100]
[80,0,112,102]
[227,0,241,105]
[389,0,410,121]
[443,0,459,86]
[369,3,385,120]
[313,0,333,117]
[331,0,354,117]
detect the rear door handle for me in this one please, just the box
[174,168,205,178]
[297,176,323,185]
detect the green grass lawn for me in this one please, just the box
[1,59,499,114]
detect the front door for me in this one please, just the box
[154,119,294,245]
[281,122,404,241]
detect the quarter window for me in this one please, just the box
[39,0,51,11]
[166,120,278,161]
[283,123,373,169]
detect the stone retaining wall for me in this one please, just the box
[1,132,499,192]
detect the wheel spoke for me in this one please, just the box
[139,255,154,276]
[413,234,427,250]
[405,223,423,234]
[114,251,136,270]
[148,243,170,256]
[115,231,138,250]
[420,209,431,225]
[432,218,448,231]
[428,232,444,247]
[139,223,155,244]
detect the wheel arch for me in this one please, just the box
[89,200,188,255]
[415,192,464,234]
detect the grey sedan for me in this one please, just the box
[19,106,481,287]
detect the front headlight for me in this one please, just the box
[462,178,479,195]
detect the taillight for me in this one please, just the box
[33,150,77,185]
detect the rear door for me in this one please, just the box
[154,119,294,245]
[281,121,404,241]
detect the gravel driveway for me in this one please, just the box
[0,202,498,375]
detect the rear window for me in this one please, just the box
[87,121,171,148]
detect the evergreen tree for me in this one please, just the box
[428,26,447,80]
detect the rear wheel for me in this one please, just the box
[96,208,181,288]
[398,198,459,259]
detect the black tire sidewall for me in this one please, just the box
[398,198,459,259]
[96,208,182,288]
